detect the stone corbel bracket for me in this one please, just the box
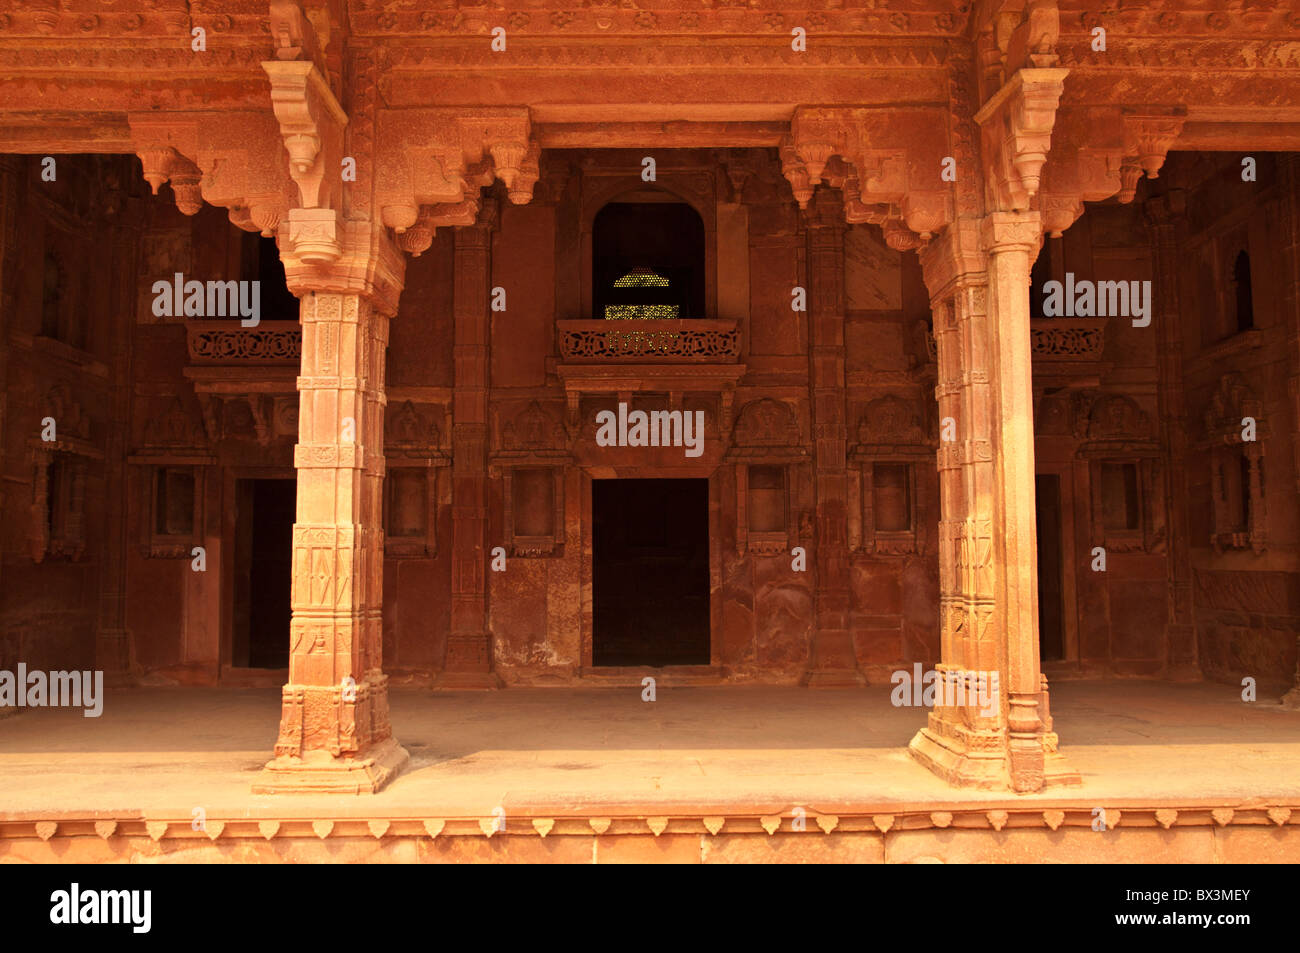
[1036,107,1126,237]
[974,68,1069,213]
[1118,108,1187,204]
[262,60,349,264]
[129,113,295,239]
[783,106,952,243]
[376,108,540,254]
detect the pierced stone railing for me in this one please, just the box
[186,320,302,365]
[1029,318,1107,360]
[557,319,740,363]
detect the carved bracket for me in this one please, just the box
[1118,109,1187,203]
[376,108,540,253]
[781,106,952,242]
[974,68,1069,212]
[262,60,349,264]
[129,113,296,239]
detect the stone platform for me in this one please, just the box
[0,681,1297,863]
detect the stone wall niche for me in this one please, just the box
[850,396,932,555]
[504,466,564,557]
[1201,374,1268,555]
[1075,393,1166,555]
[383,400,449,558]
[492,400,570,557]
[726,398,808,556]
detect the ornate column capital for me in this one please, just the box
[981,209,1042,254]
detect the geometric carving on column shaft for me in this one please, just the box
[974,68,1068,212]
[255,290,408,793]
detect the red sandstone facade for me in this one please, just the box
[1,1,1298,795]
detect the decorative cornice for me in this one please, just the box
[4,803,1294,845]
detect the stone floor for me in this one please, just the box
[1,680,1297,818]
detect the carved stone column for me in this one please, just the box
[255,282,408,793]
[802,191,863,687]
[910,212,1079,791]
[1145,191,1199,681]
[440,200,502,688]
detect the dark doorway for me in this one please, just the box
[592,478,710,666]
[232,478,295,668]
[1035,474,1065,662]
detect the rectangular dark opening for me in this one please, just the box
[232,478,295,669]
[1035,474,1065,662]
[592,478,709,667]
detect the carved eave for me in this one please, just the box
[975,67,1069,213]
[782,105,951,242]
[262,59,349,265]
[128,112,296,236]
[375,108,540,251]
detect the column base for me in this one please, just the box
[1164,662,1203,682]
[1281,687,1300,710]
[909,725,1082,792]
[253,737,409,795]
[435,670,504,690]
[802,668,867,688]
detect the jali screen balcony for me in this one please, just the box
[557,319,740,363]
[186,320,302,365]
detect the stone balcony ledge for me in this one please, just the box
[557,318,740,363]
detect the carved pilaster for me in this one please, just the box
[802,191,862,687]
[1281,157,1300,707]
[1145,191,1199,680]
[440,210,502,688]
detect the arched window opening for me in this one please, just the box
[1233,249,1254,333]
[593,200,704,321]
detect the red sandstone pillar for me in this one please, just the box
[910,215,1079,791]
[255,283,408,793]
